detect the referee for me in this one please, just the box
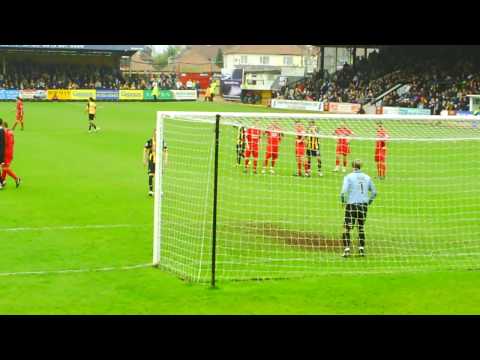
[340,159,377,257]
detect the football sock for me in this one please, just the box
[148,175,153,191]
[318,159,322,171]
[253,160,257,171]
[271,159,276,168]
[343,158,347,167]
[342,231,351,248]
[245,159,250,169]
[336,158,340,166]
[359,227,365,248]
[297,160,302,175]
[5,168,17,181]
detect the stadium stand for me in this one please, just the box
[281,46,480,113]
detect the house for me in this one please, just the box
[161,45,226,73]
[120,46,158,75]
[223,45,317,75]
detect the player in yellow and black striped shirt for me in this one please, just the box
[306,120,322,177]
[236,124,246,165]
[85,97,100,133]
[144,128,168,197]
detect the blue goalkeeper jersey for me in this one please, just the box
[340,170,377,204]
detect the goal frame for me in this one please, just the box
[153,111,480,283]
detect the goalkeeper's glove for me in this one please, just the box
[368,199,374,205]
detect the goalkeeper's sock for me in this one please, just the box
[342,232,351,248]
[359,231,365,248]
[148,175,153,191]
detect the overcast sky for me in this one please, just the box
[152,45,169,54]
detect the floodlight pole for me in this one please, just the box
[211,114,221,288]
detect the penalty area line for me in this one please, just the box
[0,224,150,232]
[0,263,153,277]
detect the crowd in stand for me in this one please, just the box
[0,63,189,91]
[279,48,480,113]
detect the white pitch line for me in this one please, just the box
[0,224,149,232]
[0,263,152,277]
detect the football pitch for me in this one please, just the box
[0,100,479,314]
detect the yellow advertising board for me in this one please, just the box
[119,90,144,100]
[71,89,96,100]
[47,89,72,100]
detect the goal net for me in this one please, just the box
[154,111,480,283]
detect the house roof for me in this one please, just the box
[162,45,226,73]
[120,51,156,72]
[223,45,307,56]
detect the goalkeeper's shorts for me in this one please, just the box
[344,203,368,227]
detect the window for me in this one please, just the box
[260,56,270,65]
[240,55,248,64]
[283,56,293,66]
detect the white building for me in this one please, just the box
[223,45,317,75]
[222,45,317,91]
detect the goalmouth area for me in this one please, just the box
[154,111,480,284]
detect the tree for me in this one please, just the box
[153,45,183,68]
[214,48,224,68]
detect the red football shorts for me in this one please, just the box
[266,145,279,160]
[16,114,23,122]
[296,146,306,157]
[336,143,350,156]
[245,144,259,159]
[375,149,386,162]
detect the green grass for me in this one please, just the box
[0,100,479,314]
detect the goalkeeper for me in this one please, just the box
[340,159,377,258]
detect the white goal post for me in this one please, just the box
[153,111,480,283]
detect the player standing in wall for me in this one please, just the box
[375,123,389,179]
[340,160,376,257]
[263,121,282,174]
[236,124,246,166]
[294,120,307,177]
[305,120,322,177]
[0,121,21,188]
[244,120,262,174]
[86,97,100,133]
[333,122,353,173]
[12,96,24,131]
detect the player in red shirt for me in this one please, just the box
[262,122,282,174]
[333,122,353,173]
[0,121,21,188]
[294,120,308,176]
[375,123,389,179]
[12,96,24,131]
[244,121,262,174]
